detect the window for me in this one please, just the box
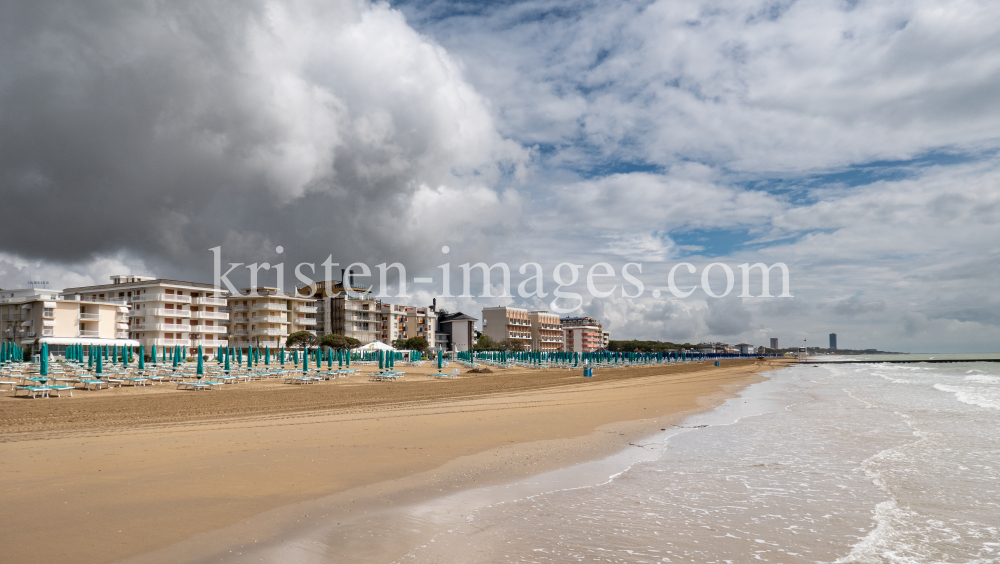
[42,308,54,318]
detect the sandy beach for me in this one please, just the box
[0,358,790,564]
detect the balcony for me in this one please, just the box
[231,330,249,337]
[252,315,287,323]
[294,305,318,313]
[151,323,188,331]
[191,311,228,320]
[232,316,250,324]
[191,339,226,347]
[252,328,287,336]
[133,293,192,304]
[295,317,317,325]
[150,338,191,346]
[116,332,130,339]
[232,305,249,312]
[192,297,227,306]
[252,303,287,311]
[199,326,228,334]
[79,312,101,321]
[77,330,100,338]
[140,308,191,318]
[219,319,231,325]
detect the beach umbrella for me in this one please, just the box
[247,345,253,369]
[338,348,343,368]
[197,346,204,376]
[162,345,166,363]
[224,347,230,372]
[88,347,94,369]
[293,349,299,365]
[237,347,243,364]
[40,342,49,376]
[96,349,103,375]
[265,347,270,366]
[302,347,309,373]
[172,346,179,368]
[138,345,145,370]
[216,347,222,364]
[437,349,443,371]
[151,344,157,365]
[327,348,332,369]
[280,347,285,366]
[378,350,383,370]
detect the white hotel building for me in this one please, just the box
[226,287,318,350]
[64,275,229,357]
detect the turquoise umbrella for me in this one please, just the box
[437,349,442,371]
[265,347,270,366]
[224,347,231,372]
[161,345,166,363]
[293,349,299,365]
[40,343,49,376]
[172,346,179,368]
[151,344,157,365]
[247,346,253,369]
[138,345,145,370]
[197,346,204,376]
[280,347,285,366]
[378,350,383,370]
[237,347,243,364]
[96,349,103,375]
[338,348,343,368]
[302,347,309,373]
[88,347,94,369]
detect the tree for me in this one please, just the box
[393,336,429,352]
[320,333,361,350]
[286,330,318,348]
[501,338,525,352]
[473,334,501,351]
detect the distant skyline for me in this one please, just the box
[1,0,999,353]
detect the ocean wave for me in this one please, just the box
[965,374,1000,384]
[933,384,1000,410]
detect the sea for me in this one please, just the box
[392,355,1000,563]
[173,355,1000,564]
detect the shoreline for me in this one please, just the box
[0,358,791,564]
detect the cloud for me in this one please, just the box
[0,0,525,283]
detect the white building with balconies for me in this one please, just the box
[64,275,229,358]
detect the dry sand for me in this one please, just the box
[0,358,791,564]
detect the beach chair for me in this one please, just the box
[14,385,50,398]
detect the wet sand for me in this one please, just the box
[0,358,790,564]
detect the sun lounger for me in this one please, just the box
[121,377,149,387]
[0,380,17,391]
[46,385,74,397]
[74,379,108,390]
[14,385,50,398]
[283,376,320,384]
[426,372,455,378]
[176,381,223,391]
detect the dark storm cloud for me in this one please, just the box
[0,0,525,284]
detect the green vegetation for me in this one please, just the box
[473,334,525,351]
[392,336,429,352]
[607,340,697,352]
[285,330,318,348]
[319,333,361,350]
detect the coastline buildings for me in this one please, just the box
[1,287,136,357]
[300,280,380,345]
[528,311,563,352]
[226,287,316,350]
[770,337,779,350]
[481,306,533,349]
[65,276,227,357]
[560,316,604,354]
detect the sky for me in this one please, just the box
[1,0,999,352]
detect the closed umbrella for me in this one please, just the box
[96,349,103,375]
[437,349,442,371]
[138,345,145,370]
[224,347,231,372]
[151,344,157,365]
[40,342,49,376]
[338,348,343,368]
[302,347,309,373]
[88,347,94,369]
[197,346,204,377]
[280,347,285,366]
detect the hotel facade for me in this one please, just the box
[65,275,228,357]
[226,287,317,350]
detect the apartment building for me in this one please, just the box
[226,287,317,350]
[1,287,134,357]
[377,303,436,346]
[528,311,563,352]
[560,316,605,353]
[65,276,228,357]
[296,280,379,345]
[435,310,476,352]
[481,306,532,349]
